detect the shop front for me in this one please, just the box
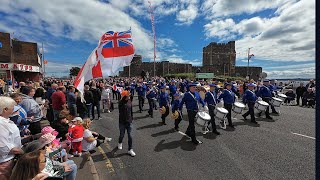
[0,62,41,82]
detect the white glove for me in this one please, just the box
[203,106,208,112]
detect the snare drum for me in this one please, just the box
[254,101,269,112]
[270,97,283,107]
[232,102,246,114]
[215,107,228,120]
[277,94,287,102]
[196,111,211,127]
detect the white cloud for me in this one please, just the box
[204,0,315,62]
[201,0,291,18]
[0,0,154,57]
[176,0,199,25]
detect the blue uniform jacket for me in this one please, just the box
[242,89,257,104]
[146,87,156,99]
[204,91,219,106]
[169,84,177,94]
[256,85,272,98]
[171,99,180,112]
[159,92,169,107]
[179,82,185,91]
[179,91,205,111]
[218,89,235,105]
[136,86,146,97]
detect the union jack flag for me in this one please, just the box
[98,30,134,58]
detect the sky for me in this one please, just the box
[0,0,315,79]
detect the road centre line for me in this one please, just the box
[97,146,115,173]
[291,132,315,140]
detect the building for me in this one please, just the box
[119,55,193,77]
[0,32,42,82]
[119,41,262,80]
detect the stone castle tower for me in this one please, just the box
[202,41,236,76]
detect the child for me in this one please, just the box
[41,126,69,161]
[68,117,85,157]
[171,93,182,131]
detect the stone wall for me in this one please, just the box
[235,66,262,81]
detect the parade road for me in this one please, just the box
[87,98,315,180]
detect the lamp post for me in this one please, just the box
[247,47,254,79]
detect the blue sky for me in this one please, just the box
[0,0,315,79]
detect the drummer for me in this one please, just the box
[146,82,156,118]
[159,85,170,125]
[242,83,258,124]
[179,83,207,144]
[172,93,182,131]
[204,84,221,135]
[256,80,273,120]
[218,83,236,128]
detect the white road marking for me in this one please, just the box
[291,132,315,140]
[178,131,188,137]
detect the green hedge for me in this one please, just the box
[164,73,195,79]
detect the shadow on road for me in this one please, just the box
[137,122,163,130]
[154,137,197,152]
[133,115,149,120]
[151,128,176,137]
[233,121,260,127]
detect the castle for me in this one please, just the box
[119,41,262,80]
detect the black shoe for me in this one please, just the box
[139,110,142,113]
[151,115,153,118]
[162,122,167,125]
[192,139,199,145]
[266,116,273,120]
[174,127,179,131]
[251,120,258,124]
[212,130,221,135]
[227,125,235,128]
[242,115,247,120]
[272,111,279,115]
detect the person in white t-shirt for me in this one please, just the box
[0,97,24,180]
[101,84,112,113]
[82,118,112,152]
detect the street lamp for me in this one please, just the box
[247,47,254,79]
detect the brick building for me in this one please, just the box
[0,32,42,82]
[119,41,262,80]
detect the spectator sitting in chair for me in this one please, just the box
[284,89,296,105]
[302,88,315,108]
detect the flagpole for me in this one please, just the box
[42,42,45,78]
[148,1,156,77]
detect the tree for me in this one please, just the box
[70,67,80,77]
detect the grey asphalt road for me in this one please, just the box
[88,97,315,180]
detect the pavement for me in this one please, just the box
[74,98,315,180]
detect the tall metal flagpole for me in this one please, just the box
[148,1,156,77]
[42,42,45,78]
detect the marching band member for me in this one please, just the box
[204,84,221,135]
[268,80,279,114]
[136,82,146,113]
[242,83,258,124]
[179,83,207,145]
[171,93,182,131]
[169,80,177,103]
[159,85,170,125]
[146,82,156,118]
[218,83,236,128]
[256,80,273,119]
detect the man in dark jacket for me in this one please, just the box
[84,85,94,119]
[296,83,307,106]
[90,82,102,120]
[302,88,315,108]
[118,90,135,157]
